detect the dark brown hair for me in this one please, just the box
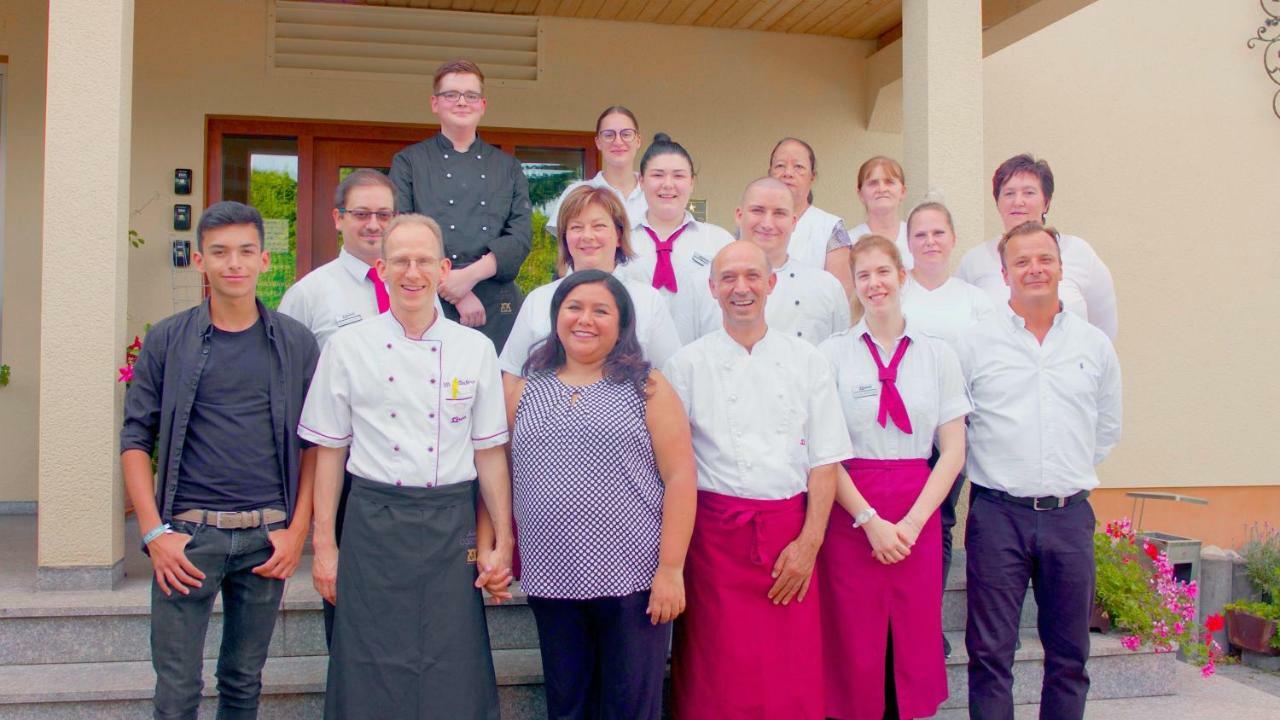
[769,137,818,204]
[596,105,638,133]
[997,221,1061,270]
[992,153,1055,206]
[433,59,484,92]
[333,168,395,209]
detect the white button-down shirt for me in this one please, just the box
[498,273,683,376]
[663,329,853,499]
[819,319,970,460]
[545,171,647,237]
[278,249,380,349]
[956,233,1118,342]
[671,258,850,346]
[849,220,914,270]
[955,307,1122,497]
[298,312,509,487]
[788,205,850,271]
[900,275,995,351]
[615,213,735,300]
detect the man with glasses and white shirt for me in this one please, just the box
[956,221,1121,720]
[390,59,533,352]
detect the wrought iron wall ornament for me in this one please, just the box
[1248,0,1280,119]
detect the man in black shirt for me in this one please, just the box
[390,59,533,351]
[121,201,319,720]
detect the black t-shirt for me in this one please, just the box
[173,319,285,513]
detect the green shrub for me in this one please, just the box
[516,210,558,295]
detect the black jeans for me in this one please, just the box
[964,489,1095,720]
[150,519,285,720]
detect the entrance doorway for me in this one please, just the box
[208,117,597,307]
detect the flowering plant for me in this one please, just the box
[1094,518,1224,677]
[118,335,143,386]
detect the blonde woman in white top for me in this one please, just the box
[768,137,854,296]
[848,155,914,270]
[545,106,647,238]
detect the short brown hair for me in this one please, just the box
[847,234,905,323]
[992,153,1054,204]
[433,59,484,92]
[333,168,395,209]
[906,201,955,236]
[556,185,633,273]
[382,213,445,258]
[856,156,905,190]
[997,221,1061,270]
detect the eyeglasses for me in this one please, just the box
[433,90,484,104]
[598,129,638,143]
[339,209,396,222]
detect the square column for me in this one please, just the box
[901,0,985,249]
[37,0,135,590]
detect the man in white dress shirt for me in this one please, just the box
[956,221,1121,720]
[672,178,849,345]
[664,240,852,719]
[299,214,514,719]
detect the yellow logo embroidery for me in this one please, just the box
[466,548,477,564]
[451,377,459,399]
[499,302,513,314]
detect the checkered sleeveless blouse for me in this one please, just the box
[511,372,664,599]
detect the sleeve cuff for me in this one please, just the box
[471,429,510,450]
[297,423,352,448]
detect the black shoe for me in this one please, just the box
[943,635,952,658]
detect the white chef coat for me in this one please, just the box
[663,329,853,500]
[955,233,1118,342]
[899,275,995,351]
[498,273,683,376]
[615,213,734,300]
[849,220,914,270]
[278,249,380,349]
[298,312,509,488]
[545,171,648,238]
[788,205,851,271]
[670,257,850,346]
[955,306,1122,498]
[819,319,970,460]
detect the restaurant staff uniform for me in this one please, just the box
[544,171,647,238]
[849,220,915,270]
[298,311,509,720]
[787,205,852,271]
[663,329,852,720]
[614,212,733,303]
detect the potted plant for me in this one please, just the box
[1224,524,1280,655]
[1094,518,1224,676]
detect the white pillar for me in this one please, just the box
[37,0,135,590]
[901,0,985,249]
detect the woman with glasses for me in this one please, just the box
[768,137,855,296]
[546,106,648,238]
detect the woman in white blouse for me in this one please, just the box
[767,137,854,296]
[545,106,647,238]
[614,133,734,301]
[817,234,968,720]
[956,153,1117,341]
[848,156,913,270]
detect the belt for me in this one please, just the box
[173,508,286,529]
[974,485,1089,511]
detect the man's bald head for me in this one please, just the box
[740,176,794,210]
[711,240,772,276]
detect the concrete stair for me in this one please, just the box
[0,550,1175,718]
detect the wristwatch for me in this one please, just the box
[852,507,878,529]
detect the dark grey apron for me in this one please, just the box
[325,477,499,720]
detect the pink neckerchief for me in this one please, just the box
[642,222,690,293]
[861,332,913,434]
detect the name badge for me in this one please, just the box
[335,312,363,328]
[691,252,712,267]
[852,384,878,399]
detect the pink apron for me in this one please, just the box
[819,458,946,720]
[672,490,824,719]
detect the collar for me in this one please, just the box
[591,171,644,200]
[1003,301,1068,330]
[636,211,697,235]
[851,316,914,352]
[385,307,445,342]
[197,297,275,340]
[713,325,777,357]
[432,131,487,156]
[774,255,795,274]
[338,248,376,281]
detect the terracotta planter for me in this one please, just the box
[1226,609,1280,656]
[1089,602,1113,634]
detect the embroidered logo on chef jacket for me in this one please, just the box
[499,302,513,314]
[461,530,478,564]
[448,377,477,400]
[335,312,363,328]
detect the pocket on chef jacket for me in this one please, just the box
[442,378,478,423]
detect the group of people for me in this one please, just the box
[120,59,1121,720]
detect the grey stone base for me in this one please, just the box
[36,560,124,592]
[1243,649,1280,672]
[0,502,37,515]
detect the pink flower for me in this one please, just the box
[1121,635,1141,651]
[1201,663,1216,678]
[1206,614,1225,633]
[117,366,134,384]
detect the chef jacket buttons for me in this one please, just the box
[446,173,452,178]
[450,225,456,230]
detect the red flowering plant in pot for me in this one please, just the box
[1224,523,1280,655]
[1093,518,1225,677]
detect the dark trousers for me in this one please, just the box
[931,446,967,587]
[322,471,354,647]
[527,591,670,720]
[964,487,1095,720]
[151,519,286,720]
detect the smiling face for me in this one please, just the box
[376,223,450,316]
[596,111,640,171]
[564,201,622,272]
[907,207,957,272]
[429,71,486,133]
[736,182,796,267]
[996,171,1050,231]
[334,184,395,266]
[555,281,621,367]
[710,241,776,331]
[640,152,694,222]
[194,224,269,303]
[853,247,906,318]
[768,140,815,210]
[1001,230,1062,304]
[856,164,907,214]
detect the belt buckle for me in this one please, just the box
[215,511,238,528]
[1033,496,1063,511]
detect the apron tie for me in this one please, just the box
[722,508,768,566]
[643,223,689,293]
[861,332,913,434]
